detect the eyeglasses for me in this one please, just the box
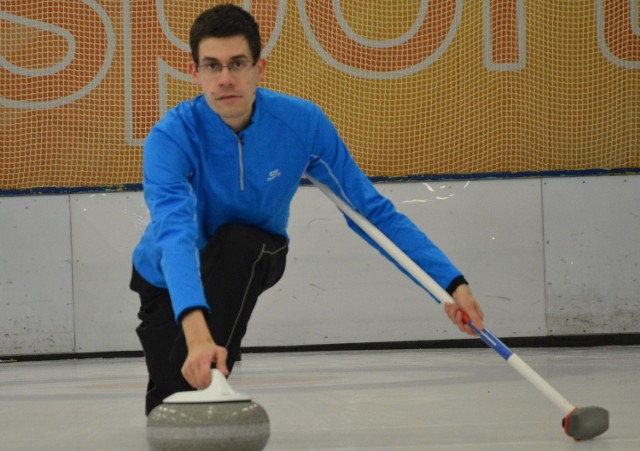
[197,59,255,77]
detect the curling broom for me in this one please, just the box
[309,176,609,441]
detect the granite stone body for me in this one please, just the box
[147,401,270,451]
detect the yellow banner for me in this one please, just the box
[1,1,638,191]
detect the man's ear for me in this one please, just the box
[189,60,200,85]
[255,58,267,83]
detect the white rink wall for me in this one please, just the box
[1,175,639,356]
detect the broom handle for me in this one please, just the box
[308,176,576,415]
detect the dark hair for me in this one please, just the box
[189,4,262,64]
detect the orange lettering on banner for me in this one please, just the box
[129,0,279,142]
[0,0,107,104]
[304,0,456,72]
[488,0,519,64]
[602,0,640,62]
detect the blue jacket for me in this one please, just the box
[133,88,463,321]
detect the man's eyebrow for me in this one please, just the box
[200,54,251,64]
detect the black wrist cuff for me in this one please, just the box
[177,306,209,324]
[446,275,468,295]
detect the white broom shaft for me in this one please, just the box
[308,177,454,305]
[309,177,576,415]
[508,355,575,414]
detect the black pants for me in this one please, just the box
[131,223,288,415]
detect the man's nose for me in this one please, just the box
[217,67,235,85]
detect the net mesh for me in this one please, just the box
[1,0,639,193]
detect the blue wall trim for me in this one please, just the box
[2,168,638,196]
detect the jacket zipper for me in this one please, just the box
[236,134,245,191]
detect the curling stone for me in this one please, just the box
[147,369,270,451]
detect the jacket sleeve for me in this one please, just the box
[304,108,465,299]
[142,119,209,321]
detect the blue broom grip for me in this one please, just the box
[467,321,513,361]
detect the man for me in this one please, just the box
[131,4,484,415]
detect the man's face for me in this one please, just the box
[190,35,266,132]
